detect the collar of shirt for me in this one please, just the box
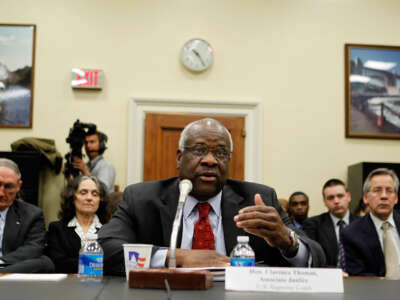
[329,210,350,242]
[370,211,395,232]
[87,155,103,170]
[68,215,102,245]
[0,207,9,221]
[183,192,222,220]
[329,210,350,226]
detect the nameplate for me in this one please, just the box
[225,267,343,293]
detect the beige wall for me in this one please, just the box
[1,0,399,223]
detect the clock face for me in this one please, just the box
[180,39,214,72]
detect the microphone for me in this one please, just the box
[168,179,193,268]
[128,178,213,289]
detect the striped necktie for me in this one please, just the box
[337,219,346,270]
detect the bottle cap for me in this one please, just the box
[237,235,249,243]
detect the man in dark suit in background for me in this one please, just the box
[0,158,54,273]
[288,191,309,229]
[303,179,357,268]
[342,168,400,279]
[99,118,325,276]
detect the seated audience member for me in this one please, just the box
[354,198,369,217]
[342,168,400,279]
[99,118,325,276]
[278,198,289,214]
[288,191,309,229]
[303,179,357,268]
[46,175,108,273]
[105,191,123,220]
[0,158,54,273]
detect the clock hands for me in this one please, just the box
[192,49,206,67]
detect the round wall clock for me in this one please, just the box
[180,38,214,72]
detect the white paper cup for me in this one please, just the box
[122,243,153,280]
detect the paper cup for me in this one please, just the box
[122,243,152,280]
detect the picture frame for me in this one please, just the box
[0,24,36,128]
[345,44,400,139]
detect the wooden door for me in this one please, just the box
[143,113,245,181]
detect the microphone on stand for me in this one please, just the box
[168,179,192,268]
[128,178,213,290]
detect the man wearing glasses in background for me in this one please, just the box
[341,168,400,279]
[0,158,54,273]
[99,118,325,276]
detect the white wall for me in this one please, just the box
[1,0,399,223]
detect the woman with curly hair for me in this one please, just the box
[46,175,109,273]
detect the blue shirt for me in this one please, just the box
[151,192,309,267]
[0,207,10,261]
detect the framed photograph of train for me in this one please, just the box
[345,44,400,139]
[0,24,36,128]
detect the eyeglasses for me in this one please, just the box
[184,144,231,161]
[0,182,18,191]
[369,187,396,196]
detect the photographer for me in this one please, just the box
[72,130,115,194]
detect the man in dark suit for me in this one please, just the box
[99,118,325,275]
[303,179,356,268]
[288,191,309,229]
[342,168,400,278]
[0,158,54,273]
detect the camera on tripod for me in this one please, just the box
[64,119,97,178]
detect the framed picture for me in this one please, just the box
[345,44,400,139]
[0,24,36,128]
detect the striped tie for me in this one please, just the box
[337,219,346,270]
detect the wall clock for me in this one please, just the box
[180,38,214,72]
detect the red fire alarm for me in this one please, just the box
[71,68,104,89]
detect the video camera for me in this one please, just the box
[64,119,97,178]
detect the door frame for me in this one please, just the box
[128,97,263,185]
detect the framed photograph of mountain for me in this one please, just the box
[0,24,36,128]
[345,44,400,139]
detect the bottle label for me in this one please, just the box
[230,257,255,267]
[78,254,104,276]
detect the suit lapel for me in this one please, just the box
[364,214,385,266]
[221,184,246,254]
[393,210,400,236]
[321,213,338,261]
[2,202,21,255]
[159,179,180,246]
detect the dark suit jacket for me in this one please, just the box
[341,211,400,276]
[46,220,82,273]
[1,199,46,264]
[99,177,325,275]
[302,212,357,267]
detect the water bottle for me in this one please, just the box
[78,233,104,281]
[230,235,255,266]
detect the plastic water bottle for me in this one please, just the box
[78,233,104,281]
[230,236,255,266]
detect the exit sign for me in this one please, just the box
[71,68,104,89]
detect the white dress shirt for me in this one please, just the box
[68,215,102,247]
